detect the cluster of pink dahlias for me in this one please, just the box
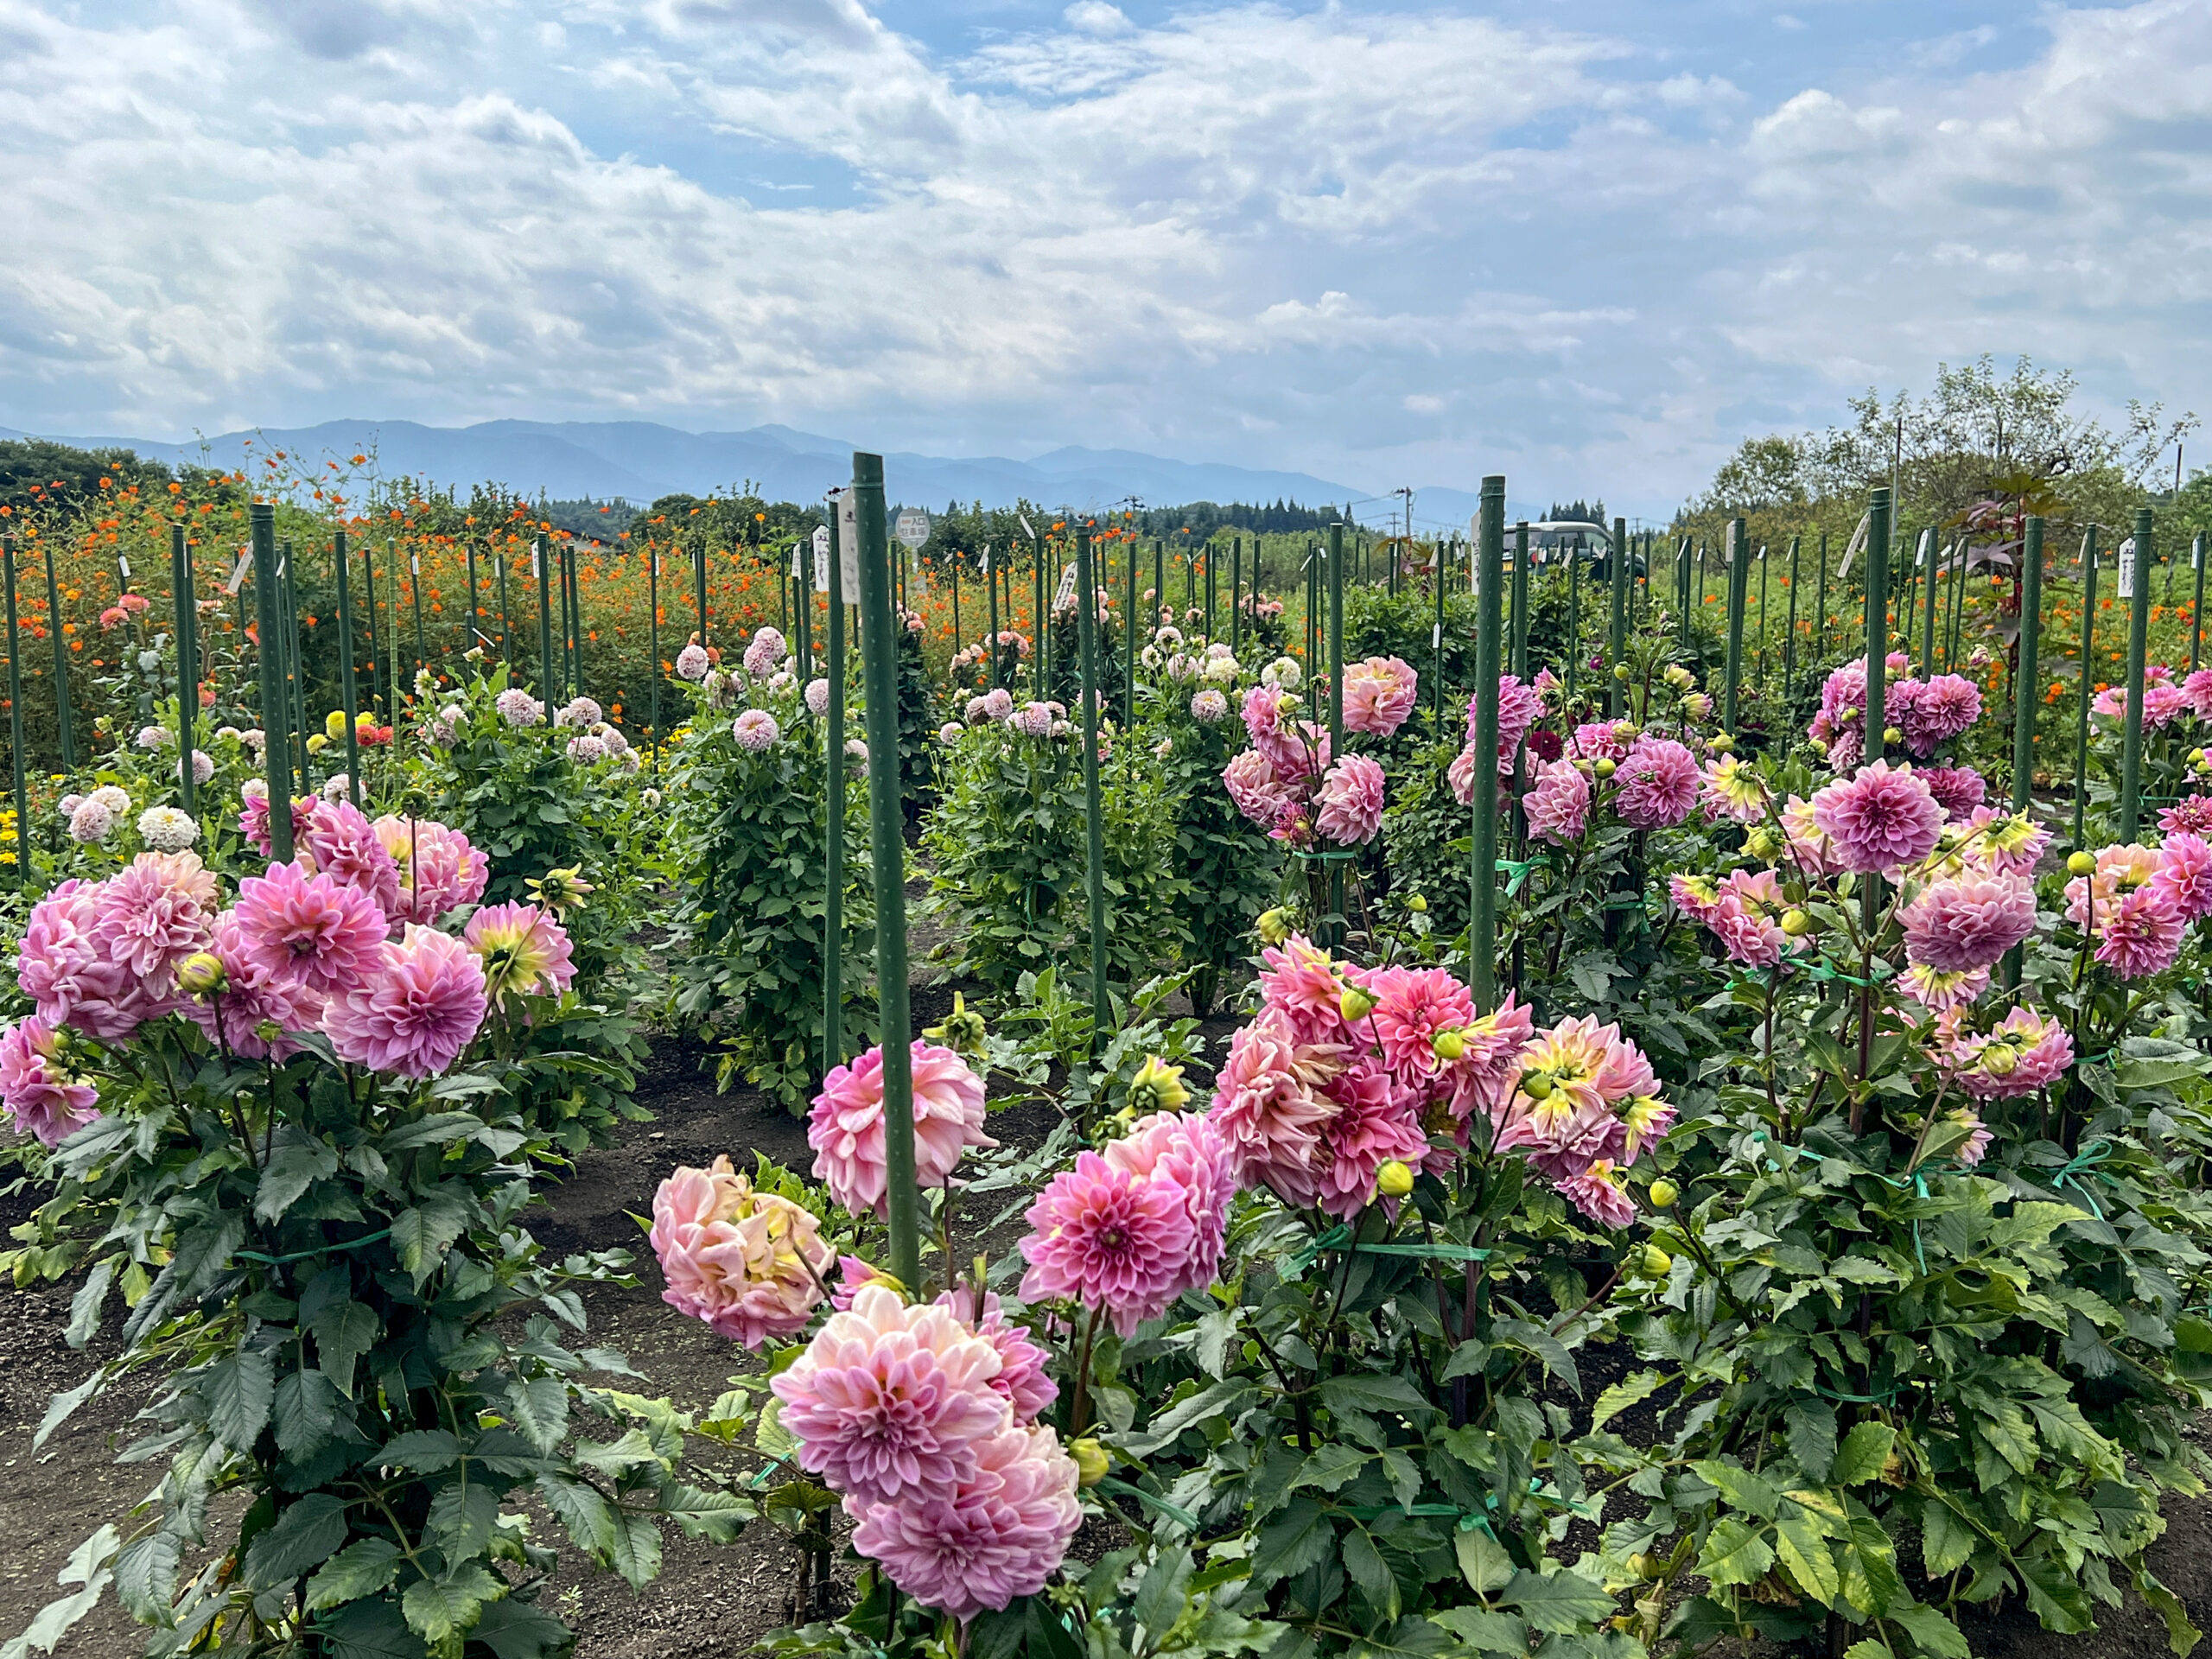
[1806,653,1910,769]
[1019,1109,1234,1334]
[1203,934,1668,1229]
[772,1283,1081,1620]
[4,807,535,1129]
[2058,834,2212,980]
[1340,656,1419,737]
[1670,868,1806,969]
[1809,760,1944,874]
[808,1041,995,1218]
[2093,664,2192,730]
[742,626,788,678]
[650,1155,836,1348]
[1898,869,2038,974]
[1522,759,1592,845]
[1932,1006,2074,1102]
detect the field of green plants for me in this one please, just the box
[8,369,2212,1659]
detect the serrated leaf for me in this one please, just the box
[378,1113,486,1154]
[1344,1529,1400,1622]
[243,1493,351,1589]
[1784,1398,1838,1483]
[1318,1374,1434,1421]
[304,1539,403,1612]
[273,1368,345,1459]
[467,1599,572,1659]
[256,1139,340,1224]
[1452,1528,1514,1594]
[207,1349,276,1452]
[65,1260,115,1351]
[605,1513,661,1589]
[505,1376,569,1454]
[537,1472,617,1554]
[1132,1545,1193,1637]
[1699,1517,1776,1589]
[1775,1510,1840,1607]
[313,1594,424,1659]
[400,1565,499,1644]
[33,1375,103,1450]
[1590,1370,1662,1433]
[1495,1569,1615,1634]
[426,1482,501,1560]
[657,1484,752,1543]
[1292,1444,1369,1494]
[1831,1421,1896,1487]
[575,1430,658,1477]
[374,1430,459,1473]
[389,1202,467,1285]
[311,1303,379,1398]
[1427,1607,1529,1654]
[1491,1319,1580,1399]
[112,1530,181,1624]
[1920,1502,1975,1577]
[1250,1497,1332,1587]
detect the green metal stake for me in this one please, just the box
[2120,509,2154,841]
[2072,528,2100,845]
[1471,479,1504,1007]
[495,542,511,668]
[1756,540,1770,690]
[1918,531,1939,677]
[409,544,428,690]
[1565,540,1580,694]
[1327,521,1345,950]
[1723,518,1747,735]
[1510,523,1529,679]
[1035,526,1048,698]
[334,531,361,810]
[1231,537,1242,654]
[696,537,709,654]
[566,538,585,699]
[535,535,555,697]
[2001,515,2045,991]
[41,538,73,771]
[1205,544,1215,641]
[852,454,921,1291]
[282,542,309,797]
[362,538,380,717]
[250,505,293,862]
[466,540,479,655]
[1433,530,1446,726]
[648,549,660,767]
[825,502,847,1071]
[1866,490,1891,766]
[2185,539,2202,681]
[1609,516,1628,716]
[1783,535,1802,701]
[3,539,26,885]
[1815,531,1829,658]
[170,525,196,817]
[986,542,999,690]
[1074,527,1109,1051]
[1125,534,1138,727]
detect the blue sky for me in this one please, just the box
[0,0,2205,523]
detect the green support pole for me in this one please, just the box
[409,544,427,690]
[334,531,361,809]
[536,534,556,696]
[1723,518,1748,734]
[1783,535,1802,700]
[250,505,293,862]
[1327,521,1345,950]
[1566,540,1580,693]
[2120,509,2154,841]
[2185,539,2202,681]
[170,525,197,817]
[1510,523,1529,680]
[1205,543,1215,641]
[1918,531,1940,677]
[42,538,73,770]
[1866,490,1891,766]
[696,537,709,653]
[852,454,921,1290]
[1816,530,1829,658]
[1471,480,1504,1006]
[986,543,998,690]
[1756,541,1770,690]
[1034,527,1048,698]
[2001,515,2045,991]
[825,504,846,1071]
[465,541,479,654]
[1231,537,1242,654]
[3,539,26,885]
[1126,535,1138,727]
[2073,529,2100,845]
[648,550,660,767]
[567,539,585,698]
[1075,528,1109,1052]
[283,542,309,797]
[1609,516,1628,717]
[494,542,510,669]
[1433,531,1446,727]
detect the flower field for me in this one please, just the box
[5,448,2212,1659]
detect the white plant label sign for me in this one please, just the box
[2119,537,2137,598]
[895,507,931,550]
[836,494,862,595]
[812,524,832,592]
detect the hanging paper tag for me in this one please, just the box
[1056,563,1078,605]
[2118,537,2137,598]
[836,494,861,595]
[226,549,251,595]
[812,524,832,592]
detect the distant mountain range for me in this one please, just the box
[0,417,1495,535]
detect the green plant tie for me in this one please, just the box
[236,1227,393,1267]
[1286,1223,1491,1275]
[2045,1138,2118,1222]
[1291,847,1363,863]
[1094,1476,1199,1529]
[1494,854,1546,896]
[1874,1172,1934,1277]
[1802,956,1897,989]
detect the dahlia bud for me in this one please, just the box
[1257,907,1291,945]
[1406,894,1427,913]
[923,991,988,1057]
[1778,909,1813,938]
[1745,827,1783,860]
[1883,725,1904,747]
[1647,1179,1678,1210]
[1338,984,1376,1022]
[1709,732,1734,754]
[1663,664,1694,689]
[1641,1244,1674,1277]
[1126,1056,1189,1116]
[176,951,227,995]
[1808,738,1829,758]
[2066,850,2097,876]
[1521,1071,1554,1101]
[1838,707,1859,724]
[1980,1041,2019,1077]
[1612,664,1630,682]
[1593,758,1617,779]
[1375,1160,1415,1199]
[1431,1028,1467,1062]
[1612,721,1639,742]
[1071,1439,1110,1488]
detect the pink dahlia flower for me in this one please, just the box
[937,1287,1058,1426]
[239,788,320,858]
[1897,673,1981,753]
[92,850,219,981]
[235,860,391,997]
[2159,794,2212,837]
[1810,761,1943,874]
[323,924,487,1077]
[16,880,175,1042]
[1613,737,1700,829]
[1555,1160,1638,1230]
[301,799,402,918]
[1490,1016,1661,1180]
[1257,933,1344,1038]
[372,817,490,925]
[1955,806,2050,877]
[463,902,577,1000]
[1524,760,1591,845]
[1917,765,1986,822]
[1446,742,1484,808]
[1569,721,1626,763]
[1207,1006,1345,1196]
[1341,657,1419,737]
[1699,755,1767,824]
[1309,1062,1432,1218]
[2152,832,2212,922]
[2184,669,2212,720]
[743,626,788,677]
[185,910,326,1060]
[1900,872,2038,972]
[732,709,781,751]
[652,1155,834,1348]
[1020,1148,1198,1334]
[846,1423,1082,1619]
[2064,843,2162,931]
[1897,963,1991,1015]
[1362,965,1476,1081]
[0,1018,100,1147]
[1938,1005,2074,1099]
[774,1283,1013,1504]
[1668,873,1723,921]
[1442,993,1537,1128]
[1223,749,1293,826]
[810,1041,995,1219]
[1471,675,1542,762]
[1102,1110,1236,1296]
[1315,753,1385,846]
[2094,885,2186,979]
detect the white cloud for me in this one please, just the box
[0,0,2205,518]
